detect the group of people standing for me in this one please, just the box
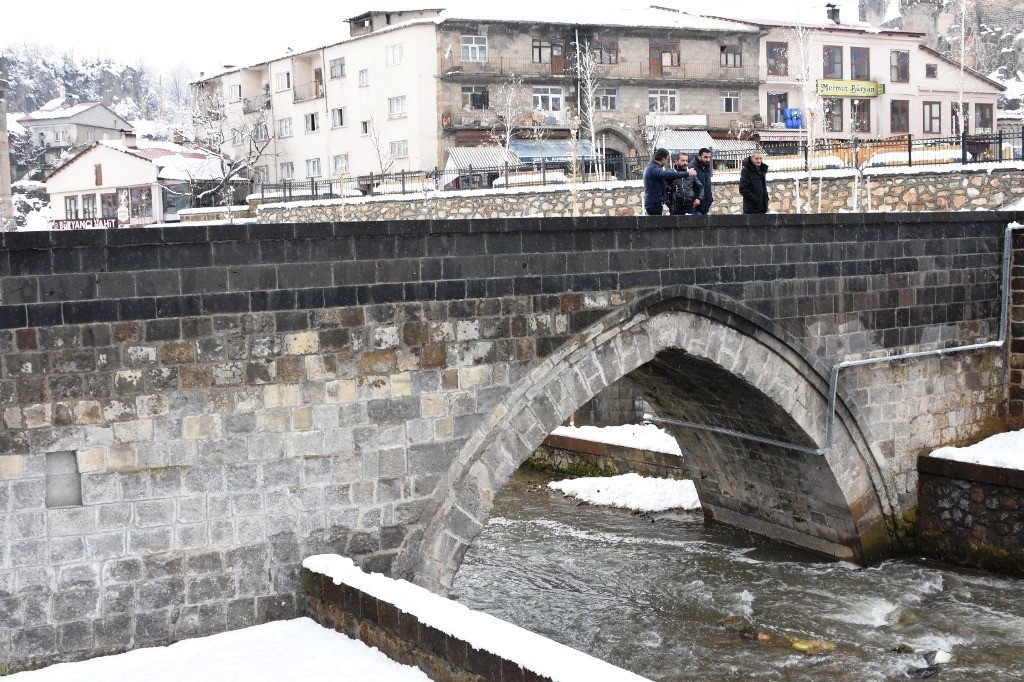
[642,147,770,216]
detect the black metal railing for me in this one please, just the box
[253,128,1024,203]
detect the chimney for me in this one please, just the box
[123,129,137,148]
[826,3,840,24]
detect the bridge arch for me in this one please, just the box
[400,288,898,593]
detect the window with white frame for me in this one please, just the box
[593,87,617,111]
[65,196,79,219]
[532,86,562,111]
[228,84,242,101]
[231,128,243,145]
[648,89,676,113]
[54,129,70,144]
[721,91,740,113]
[81,194,97,219]
[280,162,295,180]
[255,165,269,183]
[388,95,407,118]
[461,86,489,109]
[274,72,291,91]
[720,45,741,68]
[331,107,347,128]
[86,130,94,141]
[332,154,349,173]
[361,120,371,135]
[277,117,293,137]
[329,58,346,79]
[304,112,320,133]
[461,35,487,62]
[306,158,321,177]
[390,140,409,158]
[253,123,269,141]
[359,69,369,86]
[385,43,405,66]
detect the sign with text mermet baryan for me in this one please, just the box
[816,80,886,97]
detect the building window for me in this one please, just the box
[306,158,321,177]
[461,86,489,109]
[592,40,619,64]
[767,42,788,76]
[720,45,742,68]
[388,95,407,118]
[304,112,320,133]
[255,166,269,183]
[532,86,562,112]
[280,162,295,180]
[890,100,909,133]
[65,197,78,219]
[331,107,347,127]
[923,101,941,133]
[648,89,676,113]
[975,103,994,133]
[532,39,563,64]
[951,102,969,136]
[54,129,70,144]
[129,187,152,219]
[390,140,409,158]
[330,58,346,79]
[332,154,349,173]
[890,50,909,82]
[721,91,740,113]
[851,99,870,133]
[274,72,291,92]
[824,98,843,132]
[925,63,938,79]
[253,123,269,141]
[277,117,292,137]
[228,84,242,101]
[101,193,117,218]
[385,43,405,66]
[86,130,94,142]
[652,42,680,67]
[359,69,369,86]
[360,120,371,135]
[593,87,617,111]
[823,46,843,79]
[231,129,243,145]
[851,47,870,80]
[81,195,97,219]
[767,92,788,125]
[461,35,487,62]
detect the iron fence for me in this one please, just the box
[254,128,1024,203]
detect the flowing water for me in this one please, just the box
[452,470,1024,681]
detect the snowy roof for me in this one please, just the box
[655,130,715,153]
[47,140,235,183]
[716,15,922,36]
[17,101,106,123]
[445,146,521,169]
[5,113,25,136]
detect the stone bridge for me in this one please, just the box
[0,211,1022,668]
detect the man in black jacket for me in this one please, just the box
[739,152,769,214]
[666,152,703,215]
[642,148,689,215]
[689,148,713,215]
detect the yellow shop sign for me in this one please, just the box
[816,80,886,97]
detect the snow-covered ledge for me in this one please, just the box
[302,554,651,682]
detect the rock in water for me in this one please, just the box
[788,637,837,656]
[924,650,952,666]
[909,665,942,678]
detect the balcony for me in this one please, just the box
[441,55,759,83]
[243,95,272,114]
[293,81,325,103]
[441,55,568,78]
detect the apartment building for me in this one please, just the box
[17,93,133,167]
[748,15,1003,147]
[192,7,763,187]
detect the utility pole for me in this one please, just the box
[0,78,15,231]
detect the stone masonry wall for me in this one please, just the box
[1011,229,1024,429]
[917,455,1024,577]
[0,213,1018,670]
[256,166,1024,223]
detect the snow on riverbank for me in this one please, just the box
[930,429,1024,471]
[549,473,701,512]
[7,618,430,682]
[551,423,682,455]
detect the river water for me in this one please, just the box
[452,470,1024,681]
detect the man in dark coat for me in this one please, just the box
[689,148,713,215]
[666,152,703,215]
[642,148,689,215]
[739,152,769,214]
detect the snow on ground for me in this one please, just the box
[549,473,701,512]
[551,423,682,455]
[7,618,430,682]
[930,428,1024,471]
[1004,196,1024,211]
[303,555,652,682]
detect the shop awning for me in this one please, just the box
[509,139,596,163]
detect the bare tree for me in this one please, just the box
[365,116,395,175]
[786,17,824,212]
[488,72,530,164]
[574,40,601,169]
[190,86,274,207]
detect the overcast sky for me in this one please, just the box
[2,0,862,73]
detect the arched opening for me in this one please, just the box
[400,293,896,593]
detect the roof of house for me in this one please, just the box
[17,100,131,126]
[918,44,1006,92]
[712,16,923,37]
[46,140,234,184]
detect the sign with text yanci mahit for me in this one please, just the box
[816,80,886,97]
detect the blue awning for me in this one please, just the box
[509,139,597,163]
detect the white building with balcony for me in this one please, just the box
[17,96,133,163]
